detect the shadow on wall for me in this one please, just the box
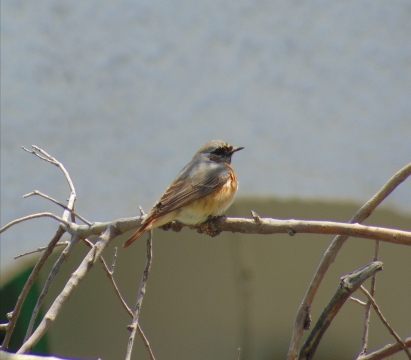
[3,198,411,360]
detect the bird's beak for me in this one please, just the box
[231,146,244,154]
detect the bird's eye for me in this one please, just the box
[212,148,226,156]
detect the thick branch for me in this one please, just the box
[197,217,411,246]
[299,262,383,360]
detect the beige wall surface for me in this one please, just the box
[1,2,411,276]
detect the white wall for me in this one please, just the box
[2,0,411,274]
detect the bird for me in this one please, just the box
[123,140,243,248]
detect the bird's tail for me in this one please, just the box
[123,222,151,248]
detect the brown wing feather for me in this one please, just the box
[149,166,230,220]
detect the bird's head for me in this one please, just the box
[196,140,244,164]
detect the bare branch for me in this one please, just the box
[349,297,367,306]
[24,235,81,342]
[99,254,156,360]
[110,247,118,274]
[288,161,411,360]
[81,240,155,360]
[1,227,66,350]
[99,255,133,317]
[0,213,70,233]
[357,337,411,360]
[299,261,383,360]
[198,217,411,246]
[14,242,69,259]
[359,286,411,359]
[360,241,380,355]
[17,225,119,353]
[23,190,91,225]
[125,231,153,360]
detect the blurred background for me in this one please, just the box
[1,1,410,359]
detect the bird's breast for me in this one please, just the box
[175,166,239,225]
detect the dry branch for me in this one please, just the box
[288,161,411,360]
[17,225,119,353]
[359,286,411,359]
[357,337,411,360]
[125,231,153,360]
[299,261,383,360]
[1,227,66,350]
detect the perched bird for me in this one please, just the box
[123,140,243,247]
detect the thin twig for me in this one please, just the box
[125,231,153,360]
[24,235,81,342]
[99,255,133,317]
[0,213,70,233]
[299,262,383,360]
[357,337,411,360]
[349,297,367,306]
[82,241,155,360]
[1,227,66,350]
[360,241,380,355]
[14,242,69,259]
[110,247,118,274]
[23,190,91,225]
[99,259,156,360]
[287,162,411,360]
[359,286,411,359]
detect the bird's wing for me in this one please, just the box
[146,162,231,221]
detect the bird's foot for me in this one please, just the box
[159,220,184,233]
[194,215,224,237]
